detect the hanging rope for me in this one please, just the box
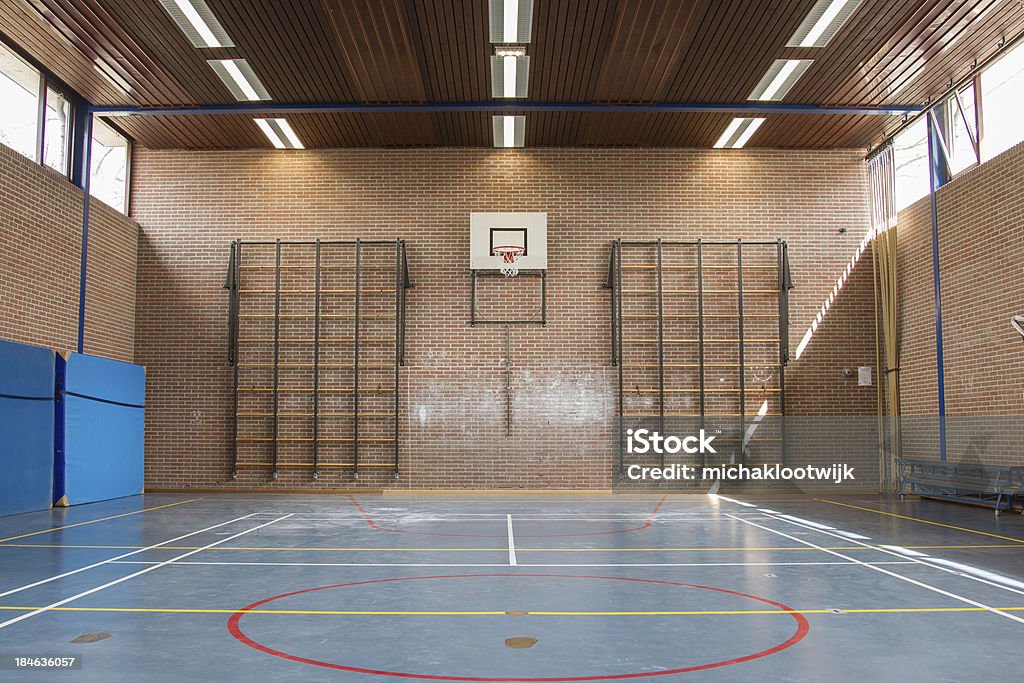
[868,142,901,492]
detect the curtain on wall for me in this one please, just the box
[868,143,901,492]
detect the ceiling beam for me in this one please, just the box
[92,101,921,117]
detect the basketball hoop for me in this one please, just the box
[493,245,525,277]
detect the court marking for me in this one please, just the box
[724,512,1024,625]
[0,514,293,631]
[226,574,810,681]
[347,494,669,538]
[506,514,517,566]
[1,604,1023,616]
[0,513,262,601]
[3,542,1021,552]
[105,559,918,568]
[0,498,200,544]
[818,499,1024,544]
[751,509,1024,600]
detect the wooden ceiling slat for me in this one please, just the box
[2,0,1020,149]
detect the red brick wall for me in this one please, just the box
[897,142,1024,464]
[131,147,878,490]
[0,142,138,362]
[84,199,139,362]
[0,143,81,352]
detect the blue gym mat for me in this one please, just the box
[55,353,146,506]
[0,339,56,516]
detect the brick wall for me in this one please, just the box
[131,147,878,490]
[0,144,81,352]
[897,142,1024,464]
[84,199,139,362]
[0,142,138,362]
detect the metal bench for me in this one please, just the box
[897,459,1024,516]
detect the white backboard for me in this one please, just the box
[470,212,547,270]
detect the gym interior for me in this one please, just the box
[1,1,1023,680]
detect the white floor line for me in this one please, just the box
[0,514,294,631]
[0,513,261,601]
[723,512,1024,626]
[750,511,1024,601]
[507,514,517,566]
[106,559,917,568]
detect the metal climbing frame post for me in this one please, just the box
[353,238,361,480]
[696,239,706,468]
[271,239,282,480]
[777,239,789,465]
[659,237,667,466]
[393,239,401,478]
[312,239,322,480]
[737,240,746,462]
[615,240,625,477]
[229,240,241,478]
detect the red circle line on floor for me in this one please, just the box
[346,495,668,538]
[227,573,811,681]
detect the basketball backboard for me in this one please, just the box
[470,212,547,271]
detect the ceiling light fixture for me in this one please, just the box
[489,0,534,43]
[255,118,304,149]
[787,0,863,48]
[208,59,271,101]
[491,47,529,98]
[158,0,234,48]
[492,115,525,148]
[713,118,765,149]
[749,59,813,101]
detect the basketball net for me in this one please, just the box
[493,246,525,277]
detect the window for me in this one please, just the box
[44,87,70,173]
[90,118,129,213]
[0,41,40,160]
[980,40,1024,161]
[945,84,978,176]
[893,117,929,212]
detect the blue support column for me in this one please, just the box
[70,100,93,354]
[926,110,950,461]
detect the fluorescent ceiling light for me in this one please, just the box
[255,118,304,149]
[713,118,765,149]
[492,115,525,148]
[208,59,271,101]
[158,0,234,48]
[749,59,813,101]
[489,0,534,43]
[787,0,863,48]
[505,0,518,42]
[491,47,529,98]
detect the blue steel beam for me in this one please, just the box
[90,101,922,117]
[70,101,94,354]
[926,110,949,462]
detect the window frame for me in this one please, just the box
[0,36,76,176]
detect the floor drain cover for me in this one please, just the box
[71,633,111,644]
[505,610,529,616]
[505,637,538,649]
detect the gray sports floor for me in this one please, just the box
[1,493,1022,681]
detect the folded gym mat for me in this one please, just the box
[55,353,145,506]
[0,339,55,516]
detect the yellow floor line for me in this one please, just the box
[0,605,1022,617]
[0,499,201,544]
[1,543,1021,552]
[817,499,1024,544]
